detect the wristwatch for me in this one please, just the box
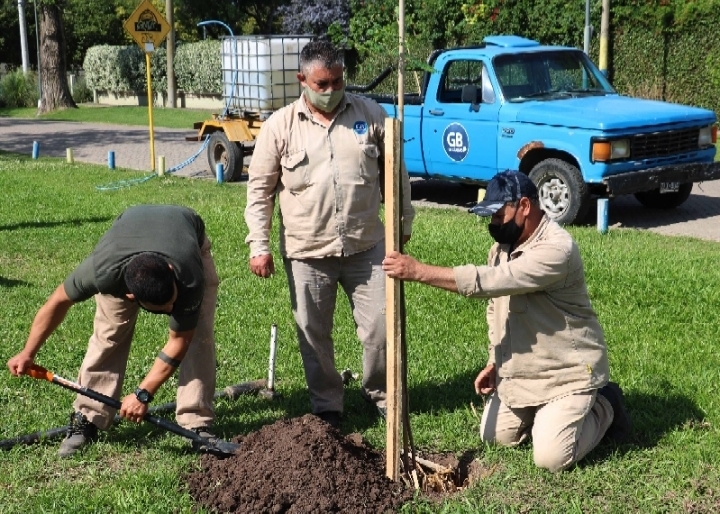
[134,388,154,404]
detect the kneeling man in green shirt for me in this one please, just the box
[383,171,631,472]
[7,204,219,457]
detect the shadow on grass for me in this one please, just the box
[214,385,390,437]
[0,216,113,232]
[407,370,478,414]
[210,370,480,439]
[0,276,29,288]
[579,387,706,467]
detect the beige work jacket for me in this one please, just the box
[454,215,609,407]
[244,92,415,259]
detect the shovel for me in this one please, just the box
[24,364,240,458]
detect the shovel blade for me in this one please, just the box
[193,438,240,458]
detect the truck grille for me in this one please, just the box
[631,128,699,161]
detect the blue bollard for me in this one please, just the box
[108,151,115,170]
[597,198,609,234]
[216,163,224,184]
[32,141,39,159]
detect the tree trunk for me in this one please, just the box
[38,2,76,113]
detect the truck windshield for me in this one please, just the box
[493,50,616,102]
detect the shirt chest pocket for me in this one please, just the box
[280,149,309,192]
[358,143,381,182]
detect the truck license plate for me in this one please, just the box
[660,182,679,194]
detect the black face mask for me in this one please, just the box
[488,219,524,245]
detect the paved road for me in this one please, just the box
[0,118,214,179]
[2,118,719,242]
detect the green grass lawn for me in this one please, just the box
[0,105,217,130]
[1,152,720,513]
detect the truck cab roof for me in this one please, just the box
[433,36,575,61]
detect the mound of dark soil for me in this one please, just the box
[186,414,413,513]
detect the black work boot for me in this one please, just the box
[598,382,632,443]
[189,426,219,452]
[360,388,386,420]
[58,411,98,458]
[315,411,341,429]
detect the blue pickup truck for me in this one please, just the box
[363,35,720,224]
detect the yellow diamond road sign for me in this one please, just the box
[124,0,170,53]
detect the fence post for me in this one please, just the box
[597,198,609,234]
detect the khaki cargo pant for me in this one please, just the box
[480,389,614,472]
[283,243,386,414]
[73,236,218,430]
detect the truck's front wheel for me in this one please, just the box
[634,183,693,209]
[529,159,590,225]
[207,132,244,182]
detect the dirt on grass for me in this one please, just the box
[186,414,414,513]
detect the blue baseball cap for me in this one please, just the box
[469,170,539,216]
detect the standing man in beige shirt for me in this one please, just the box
[244,40,415,428]
[383,170,630,472]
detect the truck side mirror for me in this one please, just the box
[461,84,480,112]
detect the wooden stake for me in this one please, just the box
[385,117,403,481]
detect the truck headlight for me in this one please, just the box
[592,139,630,162]
[698,125,716,148]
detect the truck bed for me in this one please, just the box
[361,93,424,106]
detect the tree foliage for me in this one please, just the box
[64,0,126,69]
[279,0,351,37]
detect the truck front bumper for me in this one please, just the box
[603,161,720,196]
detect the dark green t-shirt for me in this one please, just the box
[63,205,206,332]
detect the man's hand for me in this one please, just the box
[474,364,497,395]
[7,351,34,376]
[250,254,275,278]
[382,251,420,281]
[119,393,148,423]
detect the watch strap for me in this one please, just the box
[134,387,154,404]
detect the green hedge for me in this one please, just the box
[82,41,222,95]
[0,69,39,108]
[174,40,222,94]
[345,0,720,116]
[610,18,720,113]
[83,45,167,93]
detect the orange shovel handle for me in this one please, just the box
[25,364,54,382]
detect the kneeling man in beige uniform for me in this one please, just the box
[383,170,630,472]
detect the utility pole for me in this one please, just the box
[599,0,610,76]
[166,0,176,108]
[583,0,592,55]
[18,0,30,73]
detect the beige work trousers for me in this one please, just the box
[283,243,386,414]
[73,236,218,430]
[480,389,614,472]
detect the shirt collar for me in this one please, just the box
[507,214,551,258]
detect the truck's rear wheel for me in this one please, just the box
[529,158,590,225]
[634,183,693,209]
[208,132,245,182]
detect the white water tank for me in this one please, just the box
[222,35,313,114]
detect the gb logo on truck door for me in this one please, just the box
[442,123,469,162]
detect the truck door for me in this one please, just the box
[422,57,500,181]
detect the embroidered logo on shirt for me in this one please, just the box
[353,121,368,135]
